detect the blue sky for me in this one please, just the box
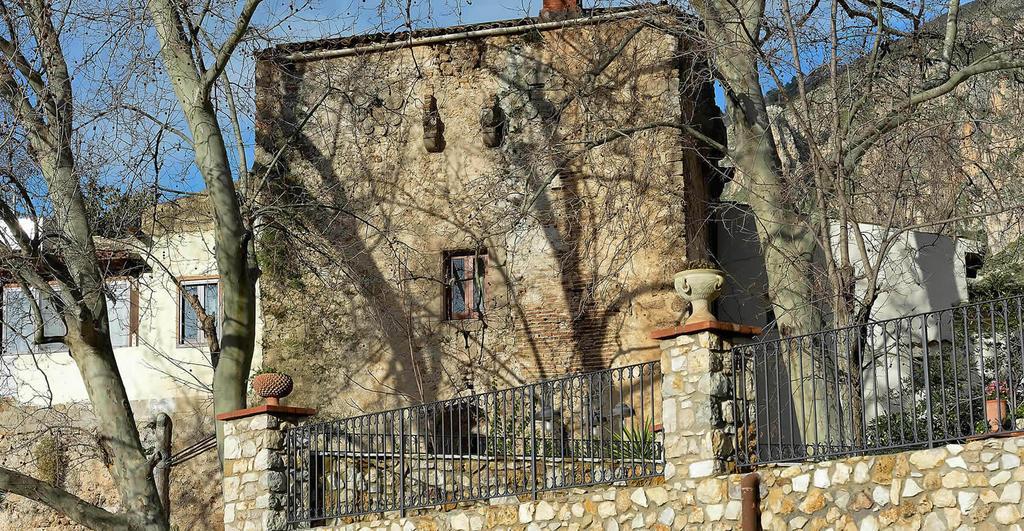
[155,1,592,193]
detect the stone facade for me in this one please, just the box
[253,5,726,417]
[307,436,1024,530]
[221,407,313,531]
[660,331,736,479]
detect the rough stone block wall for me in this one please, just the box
[311,436,1024,530]
[253,12,717,417]
[223,329,1024,530]
[222,413,294,531]
[660,332,734,479]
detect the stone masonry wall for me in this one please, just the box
[223,330,1024,530]
[314,436,1024,531]
[222,410,299,531]
[253,8,723,419]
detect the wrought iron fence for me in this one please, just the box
[733,294,1024,466]
[285,361,662,524]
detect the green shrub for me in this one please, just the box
[34,434,67,488]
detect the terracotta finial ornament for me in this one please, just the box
[251,372,294,406]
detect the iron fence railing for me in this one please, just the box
[733,294,1024,466]
[285,361,662,524]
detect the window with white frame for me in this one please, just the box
[178,279,219,346]
[2,280,135,354]
[106,280,134,348]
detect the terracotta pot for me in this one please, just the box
[986,398,1008,433]
[674,268,725,325]
[252,373,294,406]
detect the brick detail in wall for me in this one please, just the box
[512,276,632,380]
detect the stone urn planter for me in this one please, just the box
[251,371,294,406]
[674,265,725,325]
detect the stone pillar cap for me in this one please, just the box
[649,320,762,341]
[215,404,317,422]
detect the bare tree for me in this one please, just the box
[0,0,166,527]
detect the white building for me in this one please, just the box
[716,203,982,332]
[0,197,263,415]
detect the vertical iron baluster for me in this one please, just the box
[950,309,963,437]
[772,343,782,461]
[329,420,335,519]
[285,428,293,523]
[822,332,833,454]
[529,383,538,499]
[978,304,985,432]
[936,312,950,439]
[991,301,1003,433]
[1017,298,1024,431]
[792,337,804,459]
[469,394,476,500]
[923,315,935,446]
[845,327,856,453]
[896,319,907,444]
[832,330,843,455]
[399,410,406,517]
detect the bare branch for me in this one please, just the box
[0,467,129,530]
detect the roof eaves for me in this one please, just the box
[258,3,687,63]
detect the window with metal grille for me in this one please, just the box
[444,251,485,320]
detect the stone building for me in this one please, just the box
[254,1,725,415]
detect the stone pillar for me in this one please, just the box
[653,321,759,480]
[218,405,315,531]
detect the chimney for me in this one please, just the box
[540,0,582,20]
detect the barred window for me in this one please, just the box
[444,252,485,320]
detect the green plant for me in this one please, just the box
[610,422,657,461]
[34,434,68,488]
[251,366,280,377]
[486,402,530,457]
[681,258,718,271]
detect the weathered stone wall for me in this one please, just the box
[222,327,1024,530]
[254,9,723,417]
[221,410,299,531]
[0,398,223,531]
[309,436,1024,531]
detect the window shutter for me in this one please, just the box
[107,281,132,348]
[3,288,30,353]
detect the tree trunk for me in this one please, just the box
[148,0,260,455]
[45,150,168,530]
[696,0,830,448]
[67,337,168,530]
[153,413,172,517]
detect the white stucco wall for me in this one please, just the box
[716,205,980,332]
[2,228,263,412]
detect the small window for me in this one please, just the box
[444,252,485,320]
[2,287,67,353]
[106,280,135,348]
[2,281,137,354]
[966,252,984,279]
[178,279,219,346]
